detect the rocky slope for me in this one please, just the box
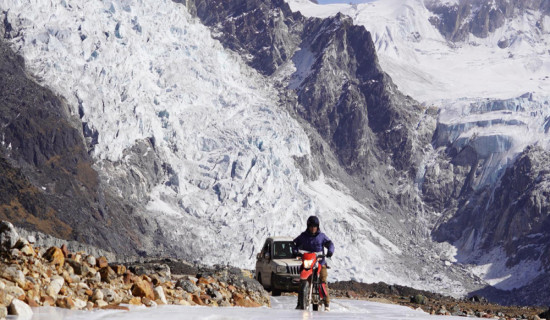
[0,37,160,257]
[0,221,269,318]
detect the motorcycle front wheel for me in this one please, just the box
[299,280,309,310]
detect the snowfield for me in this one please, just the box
[288,0,550,102]
[25,297,467,320]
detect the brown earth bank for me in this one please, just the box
[328,281,549,320]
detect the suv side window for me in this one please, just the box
[261,241,271,259]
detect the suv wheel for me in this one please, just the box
[271,273,281,296]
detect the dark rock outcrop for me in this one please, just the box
[186,0,428,178]
[427,0,550,42]
[0,38,171,259]
[433,146,550,267]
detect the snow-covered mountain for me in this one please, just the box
[0,0,477,296]
[1,0,550,305]
[287,0,550,305]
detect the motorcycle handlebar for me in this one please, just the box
[296,250,325,258]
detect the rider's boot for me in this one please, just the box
[295,291,303,309]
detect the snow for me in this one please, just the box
[24,297,467,320]
[468,247,543,290]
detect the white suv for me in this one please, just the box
[255,237,301,295]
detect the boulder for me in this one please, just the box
[8,298,33,317]
[191,294,204,306]
[131,279,155,300]
[46,276,65,298]
[178,299,191,306]
[40,296,55,306]
[92,289,104,302]
[112,265,127,275]
[123,272,135,284]
[20,244,35,256]
[0,306,7,318]
[43,247,65,267]
[99,266,117,283]
[175,279,200,294]
[85,255,96,267]
[60,244,70,258]
[142,297,157,307]
[411,294,426,305]
[73,298,87,310]
[4,284,25,300]
[96,256,108,269]
[0,221,19,252]
[65,259,83,275]
[25,297,39,308]
[0,265,26,287]
[96,300,108,308]
[154,286,168,305]
[101,288,121,304]
[0,288,13,306]
[56,297,76,309]
[232,292,260,308]
[207,287,223,302]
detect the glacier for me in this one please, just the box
[0,0,461,295]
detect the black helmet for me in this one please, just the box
[307,215,320,228]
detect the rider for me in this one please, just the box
[293,215,335,311]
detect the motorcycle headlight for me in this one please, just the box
[303,259,314,269]
[276,265,287,273]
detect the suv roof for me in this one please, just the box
[268,236,294,242]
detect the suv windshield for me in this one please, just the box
[273,241,294,259]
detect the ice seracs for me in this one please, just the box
[0,0,418,293]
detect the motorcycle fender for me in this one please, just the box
[300,268,312,280]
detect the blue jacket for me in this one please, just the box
[293,229,334,265]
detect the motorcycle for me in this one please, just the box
[296,250,328,311]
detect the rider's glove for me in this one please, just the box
[326,252,333,258]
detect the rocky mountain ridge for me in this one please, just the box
[287,0,550,305]
[426,0,550,43]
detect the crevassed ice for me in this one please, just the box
[0,0,413,290]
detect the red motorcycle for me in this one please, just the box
[297,251,328,311]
